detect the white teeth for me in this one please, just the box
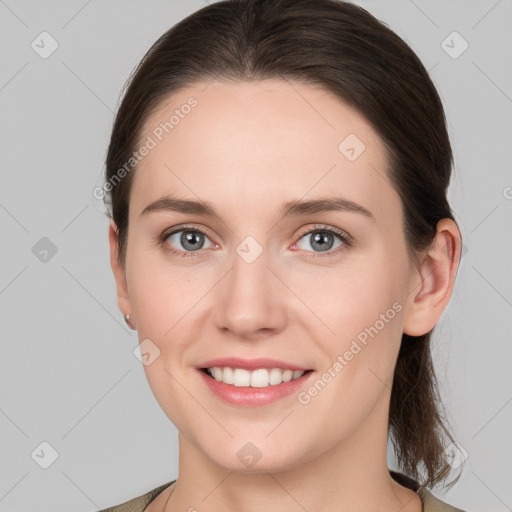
[206,367,306,387]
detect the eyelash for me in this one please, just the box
[158,223,353,259]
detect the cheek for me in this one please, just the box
[296,254,404,332]
[126,244,203,337]
[302,274,404,433]
[296,253,407,384]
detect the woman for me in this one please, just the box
[99,0,467,510]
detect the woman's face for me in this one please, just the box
[112,79,423,471]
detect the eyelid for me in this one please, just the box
[161,223,215,240]
[295,223,353,245]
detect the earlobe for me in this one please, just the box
[402,219,461,337]
[108,220,133,323]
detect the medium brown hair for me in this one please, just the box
[104,0,462,488]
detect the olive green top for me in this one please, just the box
[96,471,467,512]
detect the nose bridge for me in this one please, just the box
[214,231,286,336]
[230,232,272,304]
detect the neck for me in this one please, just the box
[162,396,421,512]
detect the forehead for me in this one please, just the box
[130,79,399,224]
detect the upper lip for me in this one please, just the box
[197,357,312,372]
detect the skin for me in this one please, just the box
[109,79,461,512]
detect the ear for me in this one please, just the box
[108,219,133,321]
[403,218,461,337]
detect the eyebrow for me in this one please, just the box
[140,194,374,221]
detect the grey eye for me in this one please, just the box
[296,230,344,252]
[166,229,213,252]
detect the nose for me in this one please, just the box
[213,239,287,340]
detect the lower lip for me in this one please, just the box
[197,368,315,407]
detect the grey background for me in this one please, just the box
[1,1,510,511]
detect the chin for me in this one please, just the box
[200,437,310,474]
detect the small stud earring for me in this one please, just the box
[124,313,136,330]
